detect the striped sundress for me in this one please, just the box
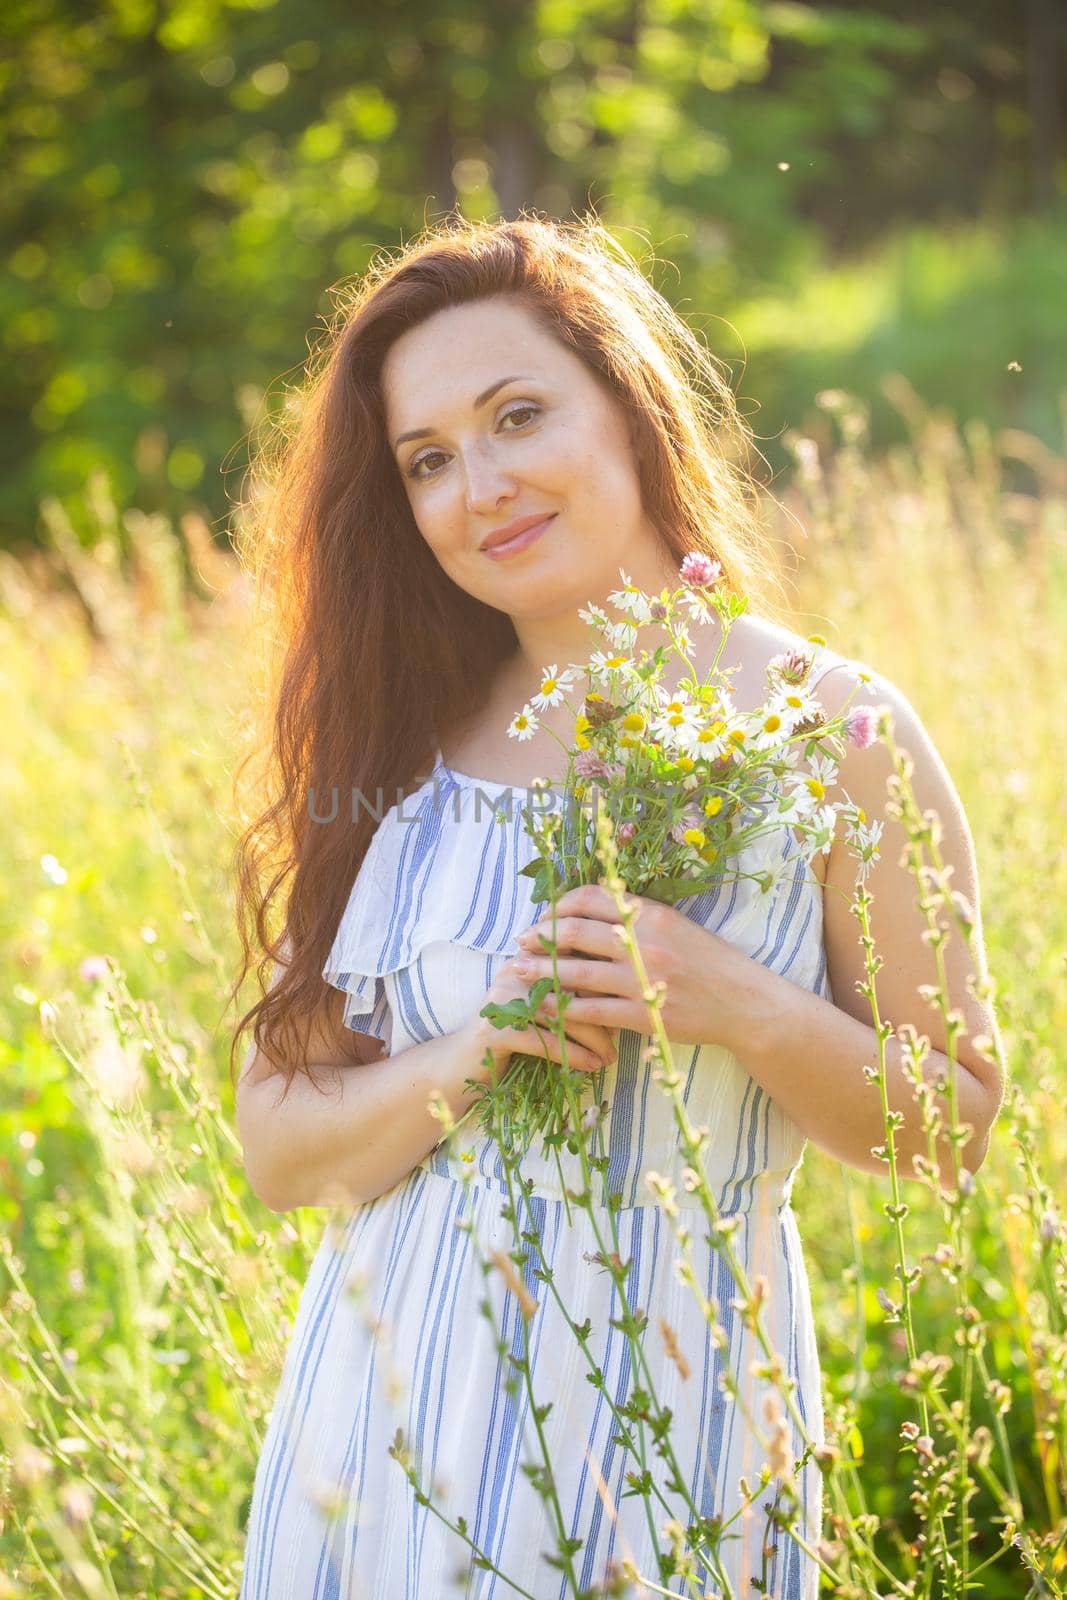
[239,704,840,1598]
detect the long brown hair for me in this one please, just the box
[226,209,790,1101]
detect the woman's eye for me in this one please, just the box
[406,401,541,480]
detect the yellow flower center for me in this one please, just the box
[540,677,558,696]
[805,777,825,801]
[728,729,746,745]
[683,828,706,848]
[622,712,645,733]
[763,713,782,733]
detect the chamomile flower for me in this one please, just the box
[607,569,655,624]
[766,684,823,731]
[603,619,641,655]
[507,705,541,741]
[774,783,820,829]
[807,802,840,857]
[577,602,612,631]
[530,664,577,709]
[589,647,633,677]
[840,799,885,881]
[800,752,839,798]
[681,716,733,761]
[650,693,702,750]
[743,707,789,754]
[677,586,718,626]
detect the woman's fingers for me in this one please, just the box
[523,1016,613,1074]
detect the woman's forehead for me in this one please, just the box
[381,303,575,427]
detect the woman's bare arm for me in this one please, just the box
[235,964,615,1212]
[236,1016,510,1212]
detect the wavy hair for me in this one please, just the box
[226,209,790,1102]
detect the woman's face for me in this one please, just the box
[381,295,671,620]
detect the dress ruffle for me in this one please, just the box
[321,760,561,1033]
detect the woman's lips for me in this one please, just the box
[481,513,557,559]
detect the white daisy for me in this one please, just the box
[589,647,633,677]
[744,702,801,754]
[578,603,612,631]
[507,705,541,741]
[530,664,577,710]
[765,685,823,735]
[807,802,840,857]
[678,587,718,626]
[783,751,839,810]
[649,693,702,750]
[596,620,640,657]
[607,568,655,624]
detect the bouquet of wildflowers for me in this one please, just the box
[462,552,883,1154]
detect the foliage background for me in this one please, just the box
[3,0,1065,549]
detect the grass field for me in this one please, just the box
[1,384,1064,1596]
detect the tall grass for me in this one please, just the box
[0,388,1063,1595]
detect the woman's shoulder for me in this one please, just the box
[698,611,861,709]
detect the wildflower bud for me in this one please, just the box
[900,1420,920,1441]
[771,647,814,686]
[791,710,826,739]
[949,891,975,935]
[489,1249,537,1321]
[1039,1211,1060,1242]
[13,1443,52,1488]
[956,1168,975,1198]
[915,1435,935,1462]
[649,599,669,621]
[583,695,618,729]
[660,1318,691,1380]
[876,1287,900,1318]
[59,1481,94,1527]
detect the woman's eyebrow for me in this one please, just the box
[392,374,532,449]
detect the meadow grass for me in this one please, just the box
[0,387,1064,1596]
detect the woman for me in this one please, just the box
[231,214,1002,1598]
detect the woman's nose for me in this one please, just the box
[462,444,518,512]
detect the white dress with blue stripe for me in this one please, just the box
[239,711,840,1597]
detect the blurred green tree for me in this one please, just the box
[1,0,1063,548]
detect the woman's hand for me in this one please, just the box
[513,883,780,1053]
[472,956,618,1076]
